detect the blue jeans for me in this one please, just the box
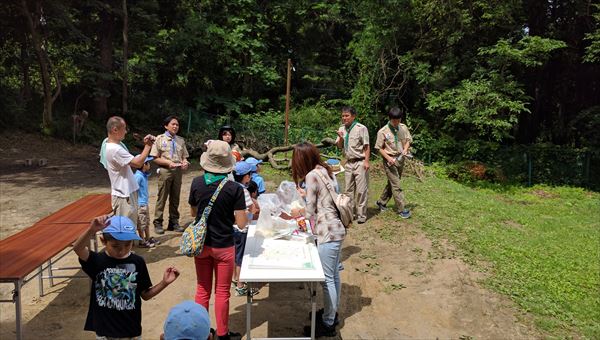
[317,240,342,327]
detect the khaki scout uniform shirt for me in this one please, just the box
[150,133,189,163]
[337,122,369,160]
[375,123,412,157]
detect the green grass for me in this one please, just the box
[260,162,600,338]
[405,167,600,338]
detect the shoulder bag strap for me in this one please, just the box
[199,178,228,223]
[314,169,338,203]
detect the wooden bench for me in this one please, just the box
[0,193,112,340]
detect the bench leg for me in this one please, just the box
[48,259,54,287]
[14,280,23,340]
[38,265,44,297]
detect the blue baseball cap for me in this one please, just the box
[235,161,253,176]
[104,216,142,241]
[145,156,154,163]
[163,300,211,340]
[245,157,263,166]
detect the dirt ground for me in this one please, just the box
[0,133,540,339]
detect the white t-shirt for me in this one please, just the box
[105,142,138,198]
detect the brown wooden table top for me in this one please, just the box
[0,194,112,282]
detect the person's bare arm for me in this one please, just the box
[130,135,155,168]
[363,144,370,170]
[73,215,111,262]
[234,210,248,231]
[141,267,180,300]
[335,129,344,149]
[190,206,198,217]
[402,141,411,155]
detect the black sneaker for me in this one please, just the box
[154,224,165,235]
[376,200,387,211]
[168,223,185,232]
[303,318,336,337]
[308,308,339,326]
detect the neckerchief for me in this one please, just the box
[204,172,227,185]
[387,122,399,149]
[344,121,358,150]
[165,131,176,159]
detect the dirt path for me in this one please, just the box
[0,133,539,339]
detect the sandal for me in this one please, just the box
[235,286,259,297]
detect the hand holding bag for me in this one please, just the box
[180,178,228,257]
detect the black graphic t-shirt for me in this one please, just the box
[79,251,152,337]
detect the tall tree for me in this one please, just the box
[20,0,61,131]
[93,1,118,119]
[122,0,128,116]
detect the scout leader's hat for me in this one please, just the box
[200,140,235,174]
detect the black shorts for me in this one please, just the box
[234,229,248,266]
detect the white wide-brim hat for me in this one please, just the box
[200,140,235,174]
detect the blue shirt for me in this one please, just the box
[251,173,266,194]
[134,170,150,206]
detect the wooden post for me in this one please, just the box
[284,58,291,146]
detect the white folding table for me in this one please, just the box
[239,224,325,340]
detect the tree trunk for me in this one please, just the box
[18,28,31,103]
[239,138,337,169]
[20,0,60,130]
[122,0,128,116]
[94,2,117,119]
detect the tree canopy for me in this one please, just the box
[1,0,598,157]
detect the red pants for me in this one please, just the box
[194,246,235,336]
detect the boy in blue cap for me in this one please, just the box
[134,156,160,248]
[162,300,213,340]
[245,157,266,195]
[73,215,180,339]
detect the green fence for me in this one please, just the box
[486,145,599,190]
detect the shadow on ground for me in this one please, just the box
[229,282,370,339]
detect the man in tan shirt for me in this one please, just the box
[151,115,189,234]
[374,107,412,219]
[335,106,370,224]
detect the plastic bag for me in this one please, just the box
[256,194,281,235]
[276,181,306,214]
[255,193,298,238]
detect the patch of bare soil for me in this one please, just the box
[0,133,539,339]
[531,189,559,199]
